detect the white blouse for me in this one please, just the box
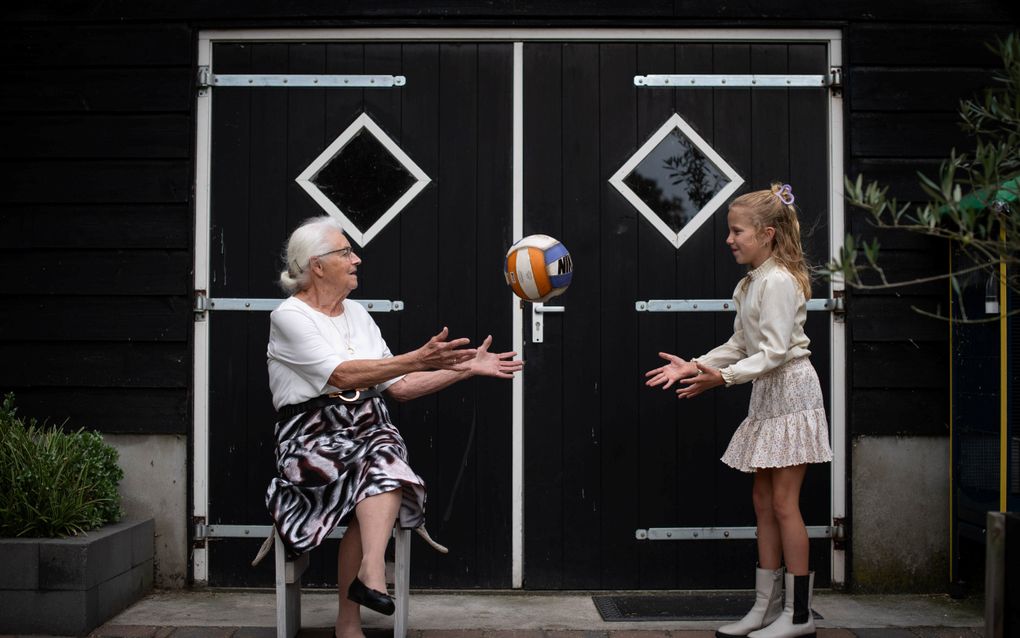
[266,297,403,410]
[694,257,812,386]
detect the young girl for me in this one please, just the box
[645,183,832,638]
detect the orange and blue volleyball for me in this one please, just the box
[504,234,573,302]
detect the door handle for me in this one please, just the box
[531,302,565,343]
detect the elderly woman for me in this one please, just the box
[265,216,521,638]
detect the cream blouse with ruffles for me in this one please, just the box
[694,257,812,386]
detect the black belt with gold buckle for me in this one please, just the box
[277,387,381,420]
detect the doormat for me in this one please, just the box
[592,594,823,622]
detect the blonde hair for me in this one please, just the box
[730,183,812,299]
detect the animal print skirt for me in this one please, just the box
[265,397,426,559]
[720,356,833,473]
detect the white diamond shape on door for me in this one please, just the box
[295,112,431,246]
[609,112,744,249]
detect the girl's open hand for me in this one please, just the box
[675,361,724,398]
[645,352,699,390]
[469,335,523,379]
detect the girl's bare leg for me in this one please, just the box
[771,464,809,575]
[753,468,782,570]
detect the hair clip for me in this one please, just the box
[773,183,795,206]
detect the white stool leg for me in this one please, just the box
[276,532,308,638]
[393,528,411,638]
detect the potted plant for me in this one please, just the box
[0,393,153,636]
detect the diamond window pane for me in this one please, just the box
[622,129,731,234]
[310,129,417,232]
[295,113,431,246]
[609,113,744,249]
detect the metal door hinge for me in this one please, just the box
[197,66,212,95]
[833,290,846,321]
[829,66,843,96]
[193,516,208,547]
[194,290,209,321]
[832,517,847,549]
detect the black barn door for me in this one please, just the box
[205,42,514,588]
[522,41,833,589]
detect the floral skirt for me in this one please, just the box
[265,397,426,559]
[721,357,833,473]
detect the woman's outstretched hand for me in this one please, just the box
[469,335,524,379]
[645,352,699,390]
[675,361,724,399]
[414,327,477,371]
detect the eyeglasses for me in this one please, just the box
[316,246,354,260]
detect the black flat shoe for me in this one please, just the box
[347,576,395,616]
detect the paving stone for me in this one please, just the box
[907,630,983,638]
[419,631,486,638]
[484,631,545,638]
[167,628,237,638]
[544,631,610,638]
[603,631,672,638]
[89,624,161,638]
[232,628,276,638]
[851,630,920,638]
[817,630,856,638]
[816,628,856,636]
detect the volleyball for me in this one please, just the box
[503,234,573,302]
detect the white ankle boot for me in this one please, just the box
[715,567,784,638]
[748,572,815,638]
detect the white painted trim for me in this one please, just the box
[511,41,525,590]
[198,28,842,43]
[608,112,744,249]
[827,37,847,588]
[192,33,214,585]
[294,112,431,246]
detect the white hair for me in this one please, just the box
[278,216,346,294]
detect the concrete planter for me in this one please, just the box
[0,518,154,636]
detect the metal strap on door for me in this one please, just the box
[193,293,403,319]
[634,69,843,95]
[196,67,406,93]
[636,298,843,313]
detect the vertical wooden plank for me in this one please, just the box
[598,41,640,590]
[633,41,680,589]
[396,42,442,586]
[668,41,725,589]
[432,42,480,587]
[560,41,604,590]
[710,43,757,586]
[789,42,833,587]
[290,42,341,588]
[473,42,514,588]
[522,41,565,589]
[361,43,404,345]
[207,43,252,585]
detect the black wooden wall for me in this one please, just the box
[2,0,1017,583]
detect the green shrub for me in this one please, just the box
[0,393,123,537]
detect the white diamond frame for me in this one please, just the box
[609,112,744,249]
[295,112,431,246]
